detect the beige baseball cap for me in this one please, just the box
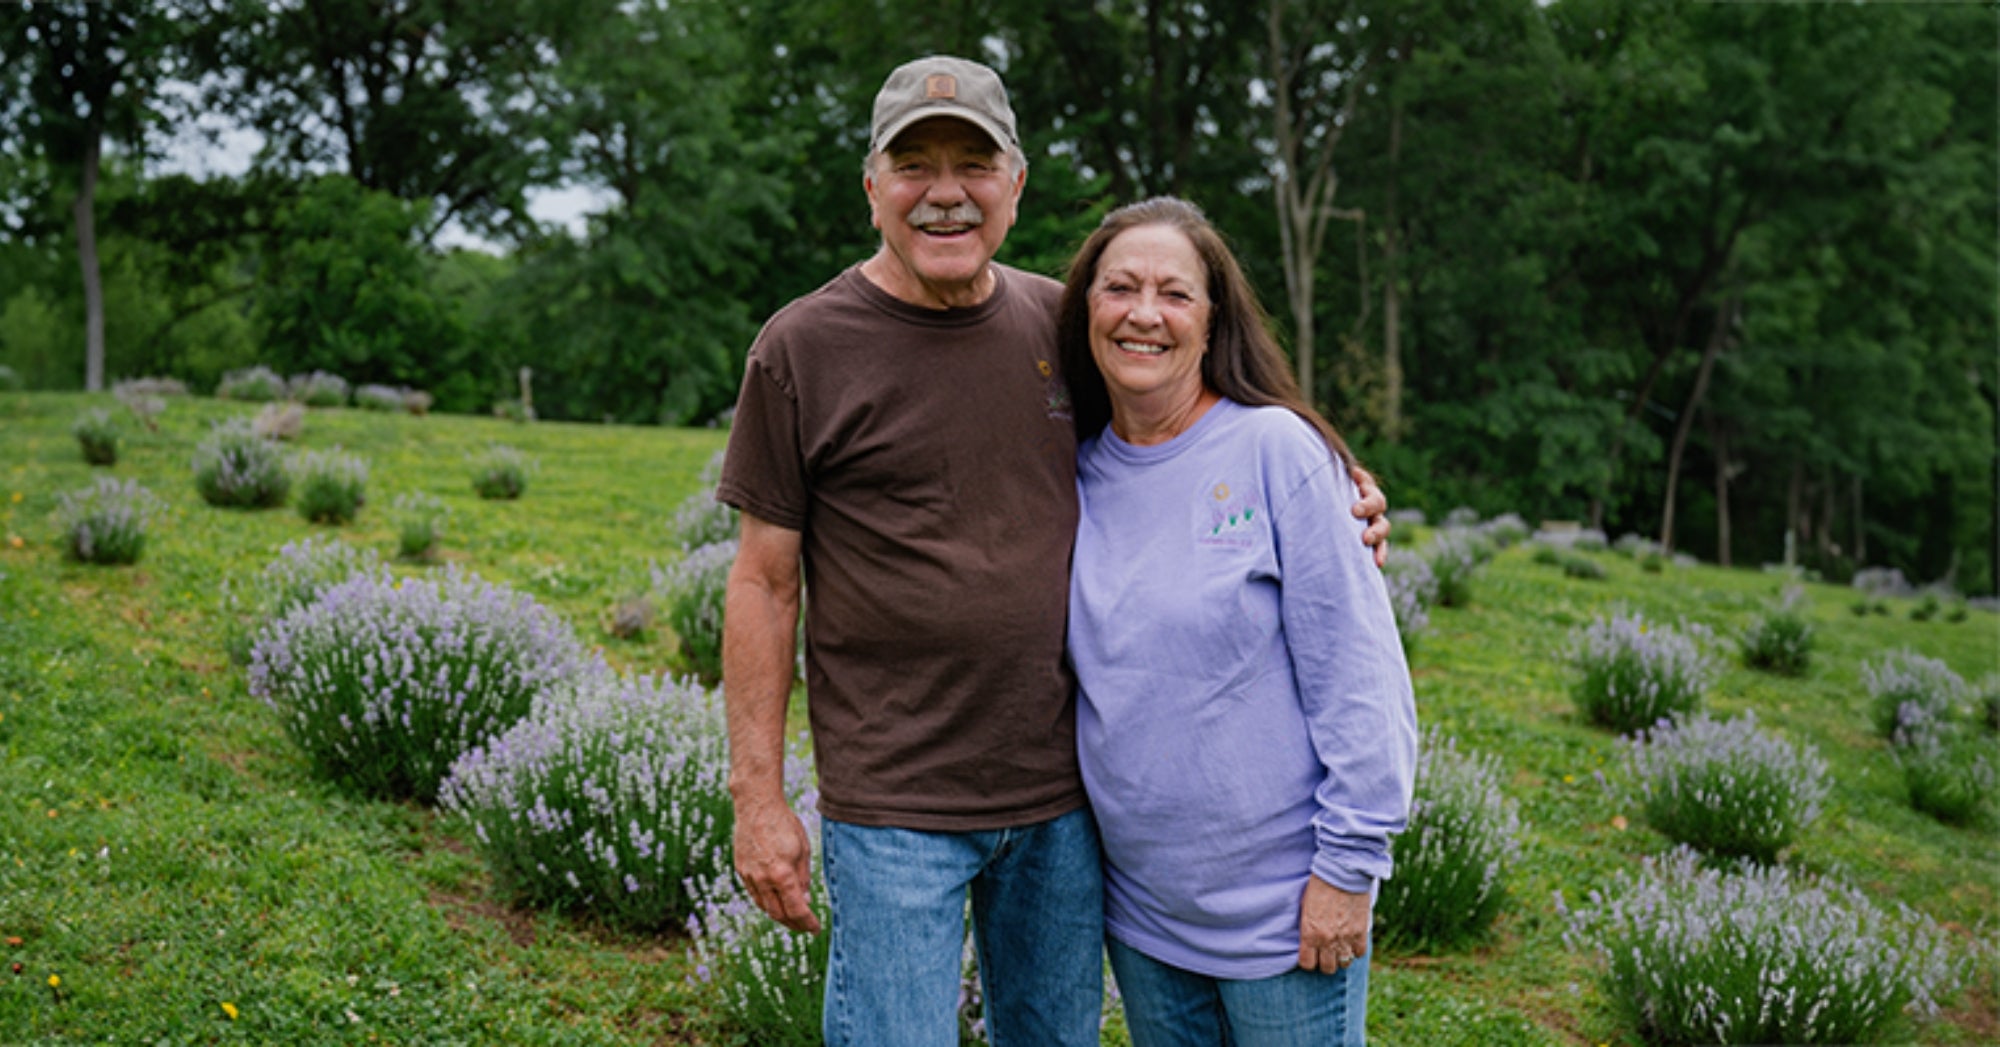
[869,55,1019,156]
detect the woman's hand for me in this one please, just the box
[1349,466,1390,568]
[1298,875,1371,973]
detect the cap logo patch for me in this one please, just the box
[925,74,957,99]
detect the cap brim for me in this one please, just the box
[871,107,1012,156]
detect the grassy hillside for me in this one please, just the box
[1,390,1993,1044]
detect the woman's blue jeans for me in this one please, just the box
[820,808,1105,1047]
[1107,936,1370,1047]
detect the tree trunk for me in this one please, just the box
[1660,300,1733,553]
[75,131,104,392]
[1785,459,1804,566]
[1851,472,1866,566]
[1710,420,1732,568]
[1381,95,1404,442]
[1818,468,1837,563]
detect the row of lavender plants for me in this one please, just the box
[214,365,433,413]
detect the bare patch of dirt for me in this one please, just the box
[430,887,540,948]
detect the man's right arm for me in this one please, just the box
[723,510,821,933]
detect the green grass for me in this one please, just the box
[3,390,1996,1044]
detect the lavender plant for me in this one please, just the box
[667,452,737,550]
[225,536,383,663]
[470,444,532,500]
[289,370,350,407]
[1381,547,1437,650]
[1477,512,1529,548]
[1620,712,1829,864]
[686,745,827,1047]
[1561,553,1606,580]
[1863,649,1968,741]
[353,383,406,411]
[440,669,733,930]
[1893,726,1997,827]
[1424,529,1491,608]
[252,401,305,441]
[1376,729,1525,951]
[390,491,448,560]
[654,540,736,681]
[54,477,162,565]
[71,408,120,465]
[112,378,169,430]
[1564,848,1964,1045]
[192,418,290,508]
[249,567,593,803]
[292,448,368,524]
[1740,586,1815,676]
[216,365,287,402]
[1443,506,1481,529]
[1570,612,1716,734]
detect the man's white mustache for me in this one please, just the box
[906,202,984,227]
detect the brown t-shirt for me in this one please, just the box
[717,263,1085,831]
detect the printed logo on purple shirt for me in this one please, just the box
[1198,481,1261,549]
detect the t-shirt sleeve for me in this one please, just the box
[1269,439,1418,893]
[716,345,808,531]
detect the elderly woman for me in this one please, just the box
[1056,197,1417,1047]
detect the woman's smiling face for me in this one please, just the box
[1086,223,1213,412]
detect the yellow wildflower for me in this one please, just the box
[47,974,60,988]
[222,1001,239,1020]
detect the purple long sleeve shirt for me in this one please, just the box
[1069,398,1418,979]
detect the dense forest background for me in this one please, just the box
[2,0,1994,593]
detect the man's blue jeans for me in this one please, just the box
[820,808,1104,1047]
[1107,936,1370,1047]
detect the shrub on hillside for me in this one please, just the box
[668,452,737,550]
[353,383,407,411]
[1560,553,1605,580]
[1564,849,1963,1045]
[1980,675,2000,735]
[71,408,119,465]
[54,477,161,565]
[1619,711,1828,864]
[391,491,448,560]
[470,445,532,500]
[249,568,593,803]
[289,371,350,407]
[1863,649,1967,741]
[216,365,286,402]
[0,364,20,389]
[292,448,368,524]
[1851,566,1913,598]
[1741,586,1815,676]
[192,418,290,508]
[111,378,169,430]
[225,536,382,663]
[401,389,434,416]
[1530,544,1562,566]
[686,747,828,1047]
[253,401,306,441]
[1424,529,1491,608]
[655,540,736,681]
[441,670,733,931]
[1569,612,1715,734]
[1893,726,1997,827]
[1443,506,1480,529]
[1376,729,1524,951]
[1477,512,1528,548]
[1381,547,1436,650]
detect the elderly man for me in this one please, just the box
[716,55,1387,1046]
